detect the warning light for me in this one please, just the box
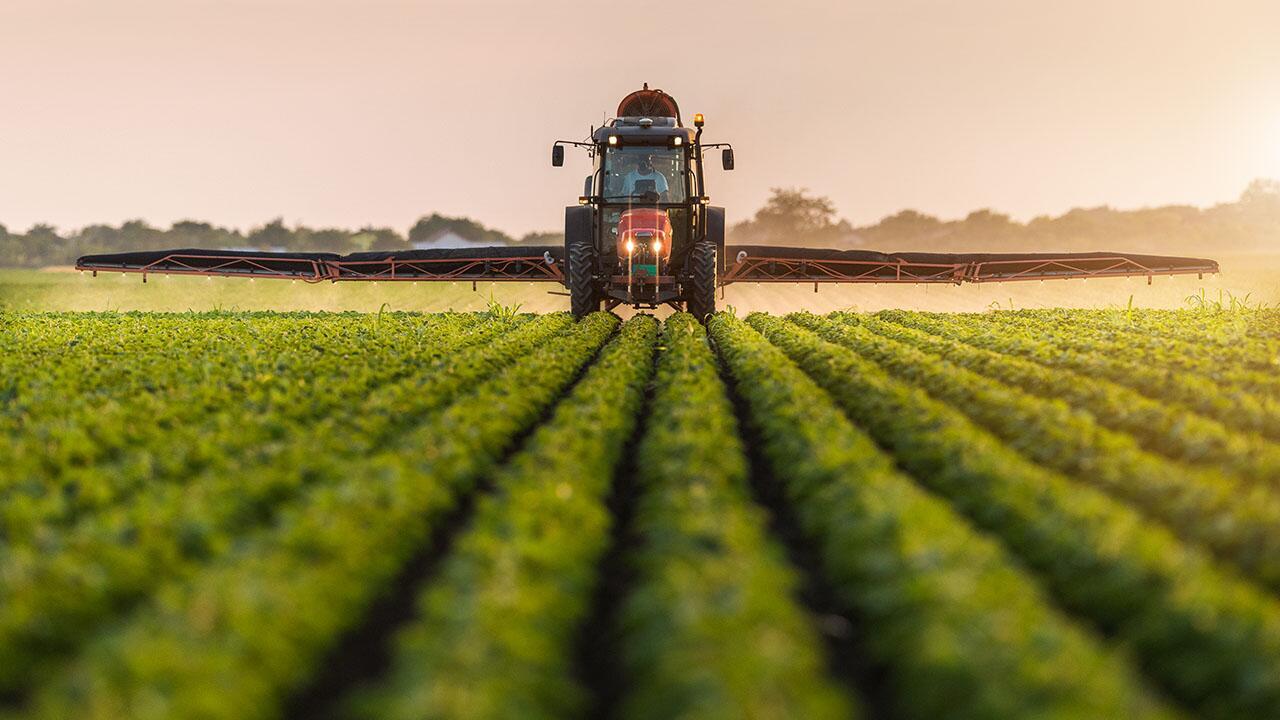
[693,113,705,127]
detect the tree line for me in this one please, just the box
[2,180,1277,267]
[0,214,559,268]
[733,179,1280,255]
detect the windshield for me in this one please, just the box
[602,146,687,203]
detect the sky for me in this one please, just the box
[2,0,1278,237]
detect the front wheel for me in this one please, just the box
[567,237,600,319]
[685,238,717,321]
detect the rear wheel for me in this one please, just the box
[567,237,600,319]
[686,238,717,321]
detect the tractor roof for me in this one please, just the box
[593,119,694,145]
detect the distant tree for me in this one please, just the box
[248,218,295,250]
[404,211,514,244]
[17,224,66,266]
[1242,178,1280,204]
[118,219,164,250]
[73,224,124,256]
[168,220,241,249]
[409,213,515,245]
[880,209,942,233]
[297,228,354,252]
[169,220,216,242]
[752,187,838,235]
[860,209,943,246]
[0,225,15,265]
[731,188,854,246]
[961,209,1014,228]
[351,227,407,252]
[950,209,1023,250]
[518,231,564,245]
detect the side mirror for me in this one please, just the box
[552,145,564,167]
[583,175,593,196]
[721,148,735,171]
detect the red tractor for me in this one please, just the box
[552,84,732,318]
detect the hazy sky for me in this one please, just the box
[2,0,1278,237]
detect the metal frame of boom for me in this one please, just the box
[78,250,1217,288]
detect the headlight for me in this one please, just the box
[625,239,635,254]
[608,136,618,146]
[652,239,662,253]
[672,137,682,146]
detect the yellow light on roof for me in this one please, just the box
[693,113,705,127]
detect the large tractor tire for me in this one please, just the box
[565,206,600,319]
[686,238,717,321]
[568,240,600,318]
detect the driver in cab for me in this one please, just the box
[622,154,669,199]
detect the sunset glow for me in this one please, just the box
[0,0,1276,236]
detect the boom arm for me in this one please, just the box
[76,245,1218,287]
[721,246,1220,285]
[76,247,564,283]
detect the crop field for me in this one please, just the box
[3,306,1280,719]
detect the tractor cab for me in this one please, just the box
[593,134,693,294]
[552,85,734,317]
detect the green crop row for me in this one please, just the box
[974,308,1280,369]
[961,311,1280,397]
[0,313,554,554]
[796,312,1280,592]
[748,313,1280,719]
[0,313,517,535]
[1249,309,1280,338]
[0,312,482,439]
[853,312,1280,485]
[884,310,1280,441]
[0,313,574,696]
[0,313,334,414]
[0,312,488,475]
[960,308,1274,361]
[15,312,620,720]
[710,313,1178,720]
[617,313,853,720]
[351,315,656,720]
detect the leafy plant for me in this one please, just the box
[484,293,524,320]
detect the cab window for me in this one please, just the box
[602,146,686,203]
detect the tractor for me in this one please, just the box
[552,85,734,318]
